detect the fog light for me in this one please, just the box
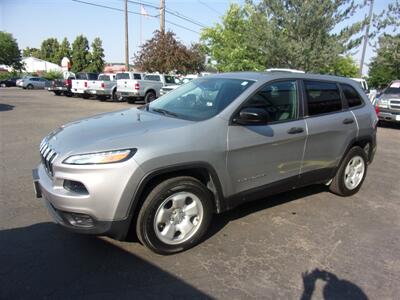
[66,213,94,228]
[63,180,88,195]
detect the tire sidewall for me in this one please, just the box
[145,91,156,104]
[138,179,212,254]
[337,147,368,196]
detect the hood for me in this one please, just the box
[44,108,192,157]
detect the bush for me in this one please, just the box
[41,70,63,80]
[0,71,22,80]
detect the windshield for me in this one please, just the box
[384,87,400,95]
[144,78,254,121]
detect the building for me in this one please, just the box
[22,57,63,73]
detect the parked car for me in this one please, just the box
[71,73,98,98]
[33,72,377,254]
[115,72,163,103]
[19,76,50,89]
[144,74,179,86]
[160,75,198,95]
[375,80,400,123]
[86,73,118,101]
[0,77,19,87]
[351,78,370,98]
[265,68,305,73]
[48,75,75,97]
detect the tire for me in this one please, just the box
[136,176,213,254]
[144,91,156,104]
[127,97,136,104]
[329,146,368,196]
[65,91,73,97]
[82,93,90,99]
[54,91,62,96]
[27,84,34,90]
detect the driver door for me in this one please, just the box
[227,80,307,197]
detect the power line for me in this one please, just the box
[71,0,200,34]
[198,0,222,16]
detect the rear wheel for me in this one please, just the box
[144,91,156,104]
[136,176,213,254]
[54,91,62,96]
[111,89,118,102]
[82,93,90,99]
[64,91,73,97]
[329,146,367,196]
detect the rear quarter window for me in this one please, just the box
[133,73,142,80]
[304,81,342,116]
[341,84,363,108]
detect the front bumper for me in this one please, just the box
[32,157,144,238]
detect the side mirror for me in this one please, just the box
[234,107,269,125]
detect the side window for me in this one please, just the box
[244,80,297,122]
[133,73,142,80]
[341,84,363,108]
[304,81,342,116]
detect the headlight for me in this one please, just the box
[379,99,389,108]
[63,149,136,165]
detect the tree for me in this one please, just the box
[54,37,71,64]
[201,1,366,73]
[0,31,23,70]
[71,35,91,72]
[40,38,60,64]
[321,56,359,77]
[22,47,41,58]
[87,37,105,73]
[134,30,204,74]
[368,34,400,88]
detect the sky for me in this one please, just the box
[0,0,396,74]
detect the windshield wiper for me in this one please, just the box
[151,108,178,117]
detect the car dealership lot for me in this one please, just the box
[1,88,399,299]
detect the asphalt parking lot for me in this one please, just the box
[1,88,399,299]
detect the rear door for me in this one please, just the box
[227,80,307,196]
[300,80,358,184]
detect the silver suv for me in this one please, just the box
[33,72,378,254]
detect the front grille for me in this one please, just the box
[39,141,58,176]
[390,99,400,110]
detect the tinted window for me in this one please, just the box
[305,81,342,116]
[98,75,110,81]
[341,84,363,107]
[133,73,142,80]
[87,73,98,80]
[244,80,297,122]
[144,75,161,81]
[164,75,176,84]
[116,73,130,80]
[76,73,87,80]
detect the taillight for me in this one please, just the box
[101,82,105,88]
[375,105,379,116]
[134,83,140,90]
[84,81,88,88]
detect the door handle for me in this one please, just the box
[287,127,304,134]
[343,118,354,125]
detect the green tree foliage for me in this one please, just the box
[22,47,41,58]
[87,37,105,73]
[368,34,400,88]
[134,30,204,74]
[54,37,71,64]
[40,38,60,64]
[0,31,23,70]
[71,35,91,72]
[321,56,359,77]
[41,70,63,80]
[201,1,365,73]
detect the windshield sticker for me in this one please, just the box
[390,82,400,88]
[241,81,249,86]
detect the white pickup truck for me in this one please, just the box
[116,72,164,103]
[71,73,99,98]
[86,73,118,101]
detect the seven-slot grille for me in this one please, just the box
[39,141,58,176]
[390,99,400,110]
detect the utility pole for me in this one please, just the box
[124,0,129,71]
[160,0,165,34]
[359,0,374,77]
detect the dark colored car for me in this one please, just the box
[48,76,75,97]
[0,78,19,87]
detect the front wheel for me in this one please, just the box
[54,91,62,96]
[329,146,368,196]
[26,84,34,90]
[136,176,213,254]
